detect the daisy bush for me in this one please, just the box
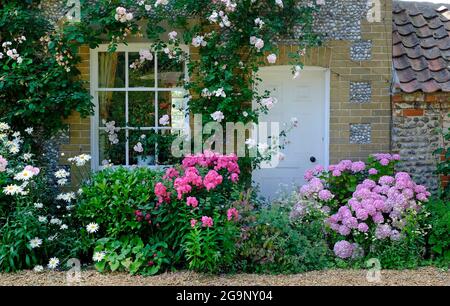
[0,123,82,272]
[297,153,432,268]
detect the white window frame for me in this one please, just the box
[89,43,189,170]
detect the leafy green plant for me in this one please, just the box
[434,113,449,200]
[237,192,332,274]
[184,212,239,273]
[426,198,450,266]
[76,167,163,240]
[93,236,170,275]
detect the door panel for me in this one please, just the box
[253,67,327,200]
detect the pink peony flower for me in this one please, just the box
[154,182,169,204]
[163,167,179,180]
[230,173,239,183]
[201,216,214,228]
[203,170,223,191]
[186,196,198,208]
[227,207,239,221]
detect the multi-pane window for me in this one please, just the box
[90,44,188,168]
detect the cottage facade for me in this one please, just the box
[40,0,449,194]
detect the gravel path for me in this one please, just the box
[0,267,448,286]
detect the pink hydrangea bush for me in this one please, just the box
[301,153,402,211]
[298,153,431,262]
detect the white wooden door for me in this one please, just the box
[252,66,329,200]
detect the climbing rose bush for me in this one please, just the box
[298,153,431,264]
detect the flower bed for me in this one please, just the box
[0,122,448,274]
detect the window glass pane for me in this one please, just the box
[98,52,125,88]
[129,130,157,166]
[99,129,125,166]
[157,91,186,129]
[129,51,155,87]
[157,52,184,88]
[157,91,171,127]
[157,129,182,165]
[98,91,125,127]
[129,91,155,127]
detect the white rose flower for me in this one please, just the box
[267,54,277,64]
[210,111,225,123]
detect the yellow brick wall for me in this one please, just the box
[63,0,392,167]
[274,1,392,163]
[60,45,91,184]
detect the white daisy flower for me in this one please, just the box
[92,251,106,262]
[22,153,33,161]
[3,184,23,195]
[34,202,44,209]
[57,178,68,186]
[133,142,144,153]
[50,218,62,225]
[54,169,70,178]
[14,169,34,181]
[47,257,59,269]
[56,192,76,203]
[38,216,47,223]
[86,223,99,233]
[29,237,43,249]
[0,122,10,131]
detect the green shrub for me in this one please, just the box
[93,236,170,275]
[426,198,450,266]
[237,191,332,274]
[433,114,450,200]
[184,210,240,273]
[76,153,245,274]
[76,166,163,242]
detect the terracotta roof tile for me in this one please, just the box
[393,1,450,93]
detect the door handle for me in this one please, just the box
[310,156,316,163]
